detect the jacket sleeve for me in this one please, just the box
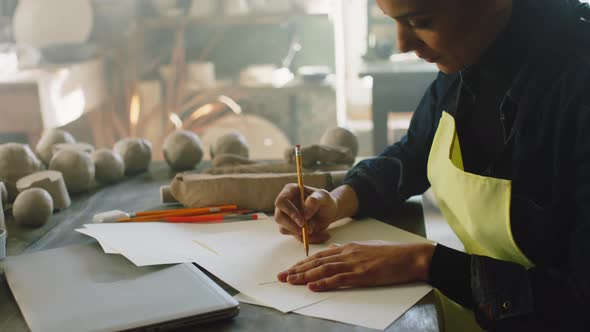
[343,72,455,217]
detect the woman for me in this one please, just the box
[273,0,590,331]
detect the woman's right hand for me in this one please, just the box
[274,184,340,244]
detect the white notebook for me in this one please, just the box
[2,243,239,332]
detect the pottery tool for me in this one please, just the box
[294,145,309,257]
[93,205,238,223]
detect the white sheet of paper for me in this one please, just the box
[294,284,432,330]
[192,218,434,321]
[235,283,432,331]
[77,223,211,265]
[76,228,120,254]
[78,216,435,327]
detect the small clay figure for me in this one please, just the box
[319,127,359,158]
[114,138,152,175]
[163,130,204,171]
[35,129,76,165]
[13,188,53,227]
[210,132,249,159]
[0,143,42,201]
[92,149,125,184]
[49,149,95,194]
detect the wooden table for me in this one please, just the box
[0,162,438,332]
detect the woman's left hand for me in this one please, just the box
[277,241,436,292]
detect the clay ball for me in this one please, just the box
[114,138,152,175]
[210,132,249,159]
[0,181,6,205]
[13,188,53,227]
[92,149,125,184]
[35,129,76,165]
[0,143,42,201]
[320,127,359,158]
[49,149,95,194]
[163,130,204,171]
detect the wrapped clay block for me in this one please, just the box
[16,170,71,210]
[169,171,347,211]
[160,185,179,204]
[204,162,350,175]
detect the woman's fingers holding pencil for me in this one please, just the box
[278,226,331,244]
[303,189,338,234]
[274,184,337,244]
[274,183,306,226]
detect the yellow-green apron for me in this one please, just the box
[426,112,535,332]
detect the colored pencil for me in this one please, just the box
[133,205,238,217]
[117,209,250,223]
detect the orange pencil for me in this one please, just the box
[295,145,309,257]
[134,205,238,217]
[117,208,248,223]
[118,210,252,223]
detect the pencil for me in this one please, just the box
[295,145,309,257]
[134,205,238,217]
[117,208,248,223]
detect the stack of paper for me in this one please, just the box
[77,216,433,330]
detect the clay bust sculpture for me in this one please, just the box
[0,143,42,201]
[49,149,95,194]
[163,130,204,171]
[92,149,125,184]
[35,128,76,165]
[114,138,152,175]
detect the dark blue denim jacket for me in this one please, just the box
[344,1,590,330]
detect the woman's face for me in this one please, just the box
[376,0,508,73]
